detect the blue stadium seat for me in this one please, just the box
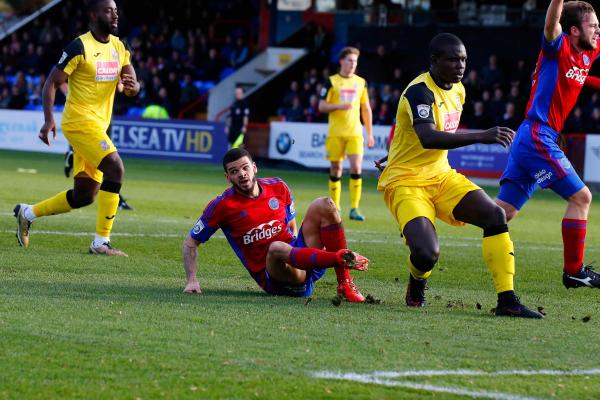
[127,107,145,117]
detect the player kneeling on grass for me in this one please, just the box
[182,148,369,302]
[377,33,543,318]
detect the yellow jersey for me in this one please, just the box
[319,73,368,137]
[378,72,465,189]
[57,31,131,133]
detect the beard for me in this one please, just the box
[97,18,118,36]
[580,37,596,51]
[232,176,257,196]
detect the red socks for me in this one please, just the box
[562,218,587,275]
[320,223,351,283]
[288,248,337,270]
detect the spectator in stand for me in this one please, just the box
[374,101,393,125]
[180,73,200,108]
[510,59,531,91]
[201,48,222,82]
[8,85,27,109]
[463,69,483,100]
[0,87,11,108]
[584,107,600,133]
[481,54,504,90]
[488,87,505,121]
[170,28,186,53]
[165,71,181,114]
[500,102,519,130]
[390,67,408,92]
[305,94,325,122]
[283,95,305,122]
[282,81,300,110]
[231,37,250,68]
[465,101,493,129]
[508,85,526,120]
[564,106,584,133]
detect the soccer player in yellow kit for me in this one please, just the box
[14,0,139,256]
[319,47,374,221]
[378,33,542,318]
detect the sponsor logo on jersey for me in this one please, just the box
[565,66,589,84]
[416,104,430,118]
[339,88,357,103]
[243,220,283,245]
[443,111,461,132]
[95,60,119,82]
[535,168,553,184]
[269,198,279,210]
[192,219,204,234]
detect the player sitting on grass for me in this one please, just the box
[182,148,369,302]
[377,33,543,318]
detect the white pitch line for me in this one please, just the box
[312,372,538,400]
[0,229,568,251]
[313,369,600,400]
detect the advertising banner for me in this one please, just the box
[584,134,600,183]
[269,122,509,177]
[0,109,67,153]
[110,119,227,163]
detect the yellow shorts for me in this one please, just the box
[383,169,480,233]
[325,135,363,161]
[63,127,117,183]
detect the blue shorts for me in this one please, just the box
[498,120,584,210]
[263,227,327,297]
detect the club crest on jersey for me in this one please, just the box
[112,49,118,60]
[269,198,279,210]
[100,140,110,151]
[417,104,431,118]
[455,95,461,109]
[583,54,590,66]
[559,157,572,170]
[192,219,205,234]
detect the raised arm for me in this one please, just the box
[544,0,563,42]
[182,235,202,293]
[39,67,68,146]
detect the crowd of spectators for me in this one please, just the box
[2,0,600,133]
[276,46,600,134]
[0,0,258,117]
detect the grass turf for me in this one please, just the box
[1,149,599,399]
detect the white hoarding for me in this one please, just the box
[0,109,67,153]
[584,134,600,183]
[269,122,389,171]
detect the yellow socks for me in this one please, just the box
[32,190,72,217]
[95,190,120,237]
[349,175,362,209]
[482,231,515,293]
[328,177,341,209]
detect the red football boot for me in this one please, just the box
[337,278,366,303]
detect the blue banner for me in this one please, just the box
[110,118,227,163]
[448,143,509,178]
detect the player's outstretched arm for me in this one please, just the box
[545,0,563,42]
[182,235,202,294]
[414,123,514,150]
[39,67,68,146]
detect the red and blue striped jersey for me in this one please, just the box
[190,177,296,289]
[525,33,600,132]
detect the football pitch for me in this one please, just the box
[1,149,599,399]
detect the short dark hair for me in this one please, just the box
[223,148,253,171]
[338,46,360,61]
[429,33,464,58]
[561,1,595,34]
[87,0,112,13]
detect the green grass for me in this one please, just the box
[1,149,600,399]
